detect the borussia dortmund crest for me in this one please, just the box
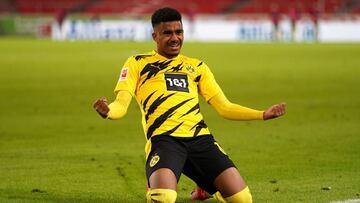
[149,154,160,167]
[185,65,195,74]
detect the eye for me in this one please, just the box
[163,30,172,35]
[175,30,184,35]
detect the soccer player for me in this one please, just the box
[94,7,286,203]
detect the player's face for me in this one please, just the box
[152,21,184,59]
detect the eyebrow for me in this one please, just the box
[163,29,184,34]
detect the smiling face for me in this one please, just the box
[152,21,184,59]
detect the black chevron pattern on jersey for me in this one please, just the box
[134,54,153,61]
[179,103,200,118]
[169,63,183,72]
[140,60,172,87]
[147,98,193,139]
[194,75,201,82]
[190,120,208,137]
[142,90,157,112]
[145,93,176,122]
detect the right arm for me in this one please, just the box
[94,55,139,119]
[93,90,132,119]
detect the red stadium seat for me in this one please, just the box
[10,0,359,15]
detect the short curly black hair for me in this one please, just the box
[151,7,182,28]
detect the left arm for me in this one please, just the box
[209,91,263,120]
[209,91,286,120]
[197,62,286,120]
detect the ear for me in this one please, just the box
[152,32,157,41]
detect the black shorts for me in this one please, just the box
[145,134,235,194]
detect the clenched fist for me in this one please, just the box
[93,97,110,118]
[263,103,286,120]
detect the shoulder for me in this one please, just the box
[131,51,156,61]
[123,51,155,67]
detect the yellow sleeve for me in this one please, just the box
[114,56,139,96]
[107,91,132,120]
[198,62,222,102]
[209,90,264,120]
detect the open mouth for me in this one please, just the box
[168,42,180,50]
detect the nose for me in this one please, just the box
[170,33,179,41]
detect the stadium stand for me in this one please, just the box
[233,0,345,14]
[10,0,237,15]
[336,0,360,13]
[13,0,101,14]
[87,0,237,15]
[0,0,16,13]
[4,0,360,15]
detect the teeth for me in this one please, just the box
[169,42,179,47]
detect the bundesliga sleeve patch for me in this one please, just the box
[165,73,189,93]
[119,68,128,81]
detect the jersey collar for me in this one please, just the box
[152,50,182,61]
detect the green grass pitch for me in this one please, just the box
[0,37,359,203]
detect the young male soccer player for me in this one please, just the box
[94,7,286,203]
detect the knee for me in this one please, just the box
[224,186,252,203]
[146,188,177,203]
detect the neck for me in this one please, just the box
[156,50,178,59]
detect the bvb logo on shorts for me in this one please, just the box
[149,154,160,167]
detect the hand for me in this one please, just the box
[263,102,286,120]
[93,97,109,119]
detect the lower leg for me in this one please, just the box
[213,167,252,203]
[214,167,246,197]
[147,168,177,203]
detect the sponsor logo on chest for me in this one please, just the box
[164,73,189,93]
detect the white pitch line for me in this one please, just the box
[330,199,360,203]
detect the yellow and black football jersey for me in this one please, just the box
[114,50,222,140]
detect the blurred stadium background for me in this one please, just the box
[1,1,360,203]
[1,0,360,42]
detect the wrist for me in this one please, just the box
[262,111,267,120]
